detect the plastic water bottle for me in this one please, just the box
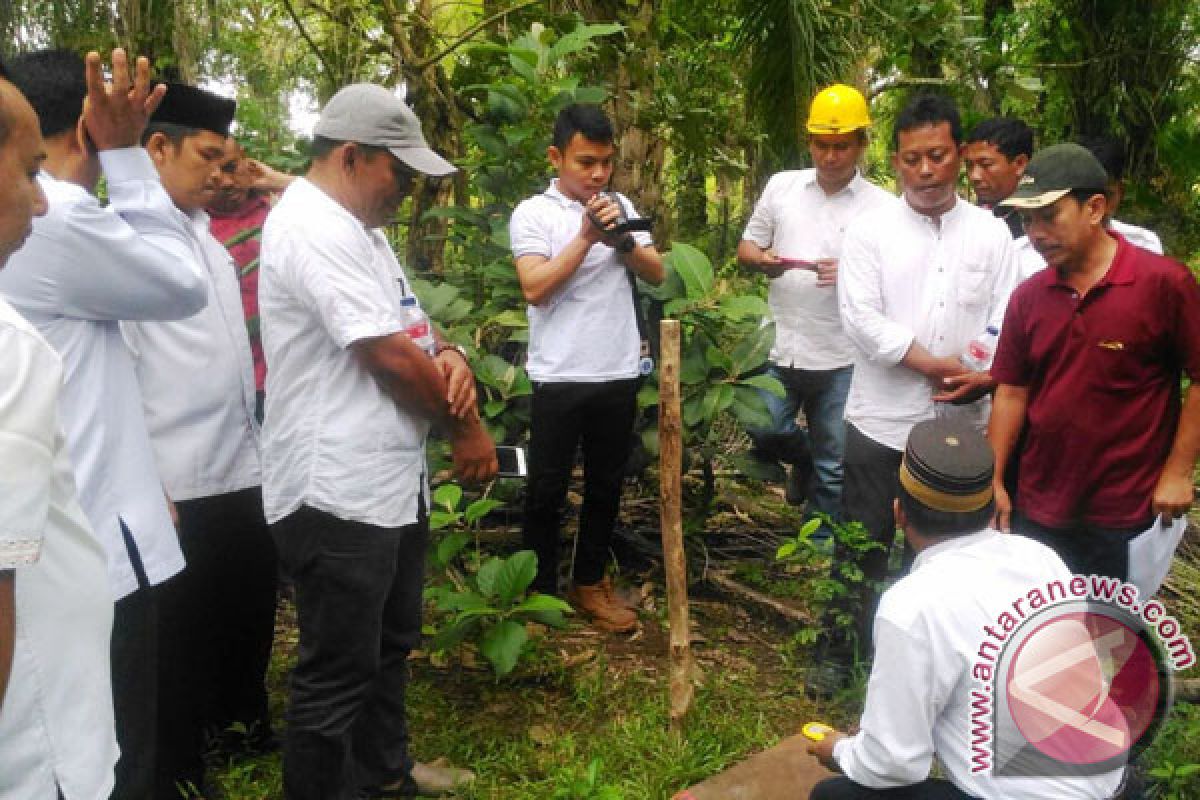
[961,325,999,371]
[399,296,436,355]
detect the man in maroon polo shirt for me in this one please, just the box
[988,143,1200,581]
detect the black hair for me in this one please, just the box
[892,93,962,150]
[966,117,1034,160]
[551,103,613,151]
[140,121,196,147]
[897,482,994,539]
[1076,135,1125,182]
[308,135,388,161]
[6,49,86,139]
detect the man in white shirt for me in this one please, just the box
[822,94,1017,689]
[808,419,1122,800]
[510,104,664,632]
[119,84,277,797]
[0,59,120,800]
[738,84,892,528]
[260,83,496,799]
[0,49,204,800]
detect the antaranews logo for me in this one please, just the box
[968,574,1194,778]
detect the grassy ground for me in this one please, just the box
[208,499,1200,799]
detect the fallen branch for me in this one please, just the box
[706,569,812,625]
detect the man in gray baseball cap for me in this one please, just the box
[259,84,495,799]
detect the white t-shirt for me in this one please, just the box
[1015,219,1164,282]
[742,169,894,370]
[839,196,1018,451]
[122,209,261,502]
[834,529,1123,799]
[260,178,431,528]
[509,181,653,383]
[0,299,117,800]
[0,149,203,598]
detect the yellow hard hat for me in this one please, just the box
[806,84,871,134]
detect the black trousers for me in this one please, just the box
[811,777,975,799]
[111,582,158,800]
[1012,512,1145,582]
[523,379,639,593]
[156,487,278,798]
[273,503,429,800]
[819,424,910,661]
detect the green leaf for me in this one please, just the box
[489,309,529,328]
[431,589,489,613]
[433,483,463,513]
[428,509,460,531]
[428,617,479,652]
[704,344,734,374]
[738,373,786,397]
[665,242,714,300]
[729,385,773,430]
[719,294,770,320]
[479,619,528,676]
[528,609,569,628]
[636,383,659,409]
[435,531,470,566]
[776,541,798,560]
[464,498,503,526]
[729,322,776,376]
[494,550,538,606]
[512,593,573,614]
[476,556,503,599]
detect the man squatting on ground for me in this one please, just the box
[989,143,1200,583]
[260,83,496,799]
[509,104,664,633]
[0,49,209,800]
[738,83,892,531]
[813,94,1017,683]
[122,83,278,797]
[807,419,1124,800]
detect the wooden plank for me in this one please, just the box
[659,319,693,730]
[672,735,833,799]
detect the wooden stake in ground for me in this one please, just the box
[659,319,693,729]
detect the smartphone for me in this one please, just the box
[777,258,819,271]
[496,446,527,478]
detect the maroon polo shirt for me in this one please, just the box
[991,233,1200,529]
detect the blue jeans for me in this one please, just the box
[750,364,852,522]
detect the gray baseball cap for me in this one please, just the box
[999,143,1108,209]
[314,83,457,177]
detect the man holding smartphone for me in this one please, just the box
[510,103,664,632]
[738,84,892,531]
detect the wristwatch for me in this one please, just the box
[436,343,469,361]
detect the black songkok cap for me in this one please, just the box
[150,82,236,136]
[899,419,994,513]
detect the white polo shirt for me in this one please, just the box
[0,149,204,598]
[123,210,261,502]
[834,529,1122,799]
[742,169,894,370]
[0,299,117,800]
[839,196,1018,451]
[509,181,653,383]
[1015,219,1164,282]
[259,178,430,528]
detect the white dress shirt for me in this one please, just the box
[509,181,654,383]
[0,299,117,800]
[839,197,1018,451]
[122,210,261,502]
[833,529,1122,799]
[742,169,894,370]
[0,149,205,598]
[1015,219,1164,282]
[259,179,431,528]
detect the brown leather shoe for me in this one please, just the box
[568,576,637,632]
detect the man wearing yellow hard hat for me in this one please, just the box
[738,84,892,540]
